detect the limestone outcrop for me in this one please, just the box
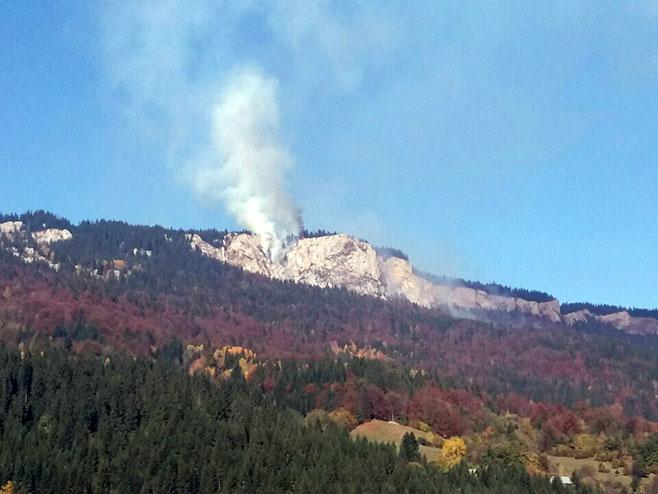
[32,228,73,245]
[188,232,564,322]
[0,221,72,269]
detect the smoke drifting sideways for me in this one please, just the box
[193,69,303,261]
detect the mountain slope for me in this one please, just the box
[2,211,658,491]
[1,211,658,420]
[4,211,656,335]
[189,230,560,323]
[188,226,656,334]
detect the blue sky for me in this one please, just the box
[1,1,657,308]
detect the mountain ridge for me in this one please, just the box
[1,210,657,336]
[186,225,658,335]
[2,210,658,426]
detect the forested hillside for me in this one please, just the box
[0,346,598,493]
[1,212,658,492]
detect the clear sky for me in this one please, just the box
[1,1,657,308]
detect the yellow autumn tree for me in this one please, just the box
[328,408,358,430]
[0,480,14,494]
[440,437,466,470]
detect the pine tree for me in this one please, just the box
[400,432,421,463]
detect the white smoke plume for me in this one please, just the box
[101,1,395,258]
[194,68,302,260]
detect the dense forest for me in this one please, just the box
[0,346,598,493]
[2,211,658,492]
[3,224,658,420]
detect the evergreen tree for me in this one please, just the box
[400,432,421,463]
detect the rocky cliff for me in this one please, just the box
[571,310,658,335]
[188,232,563,322]
[189,232,385,297]
[189,232,658,332]
[380,256,562,321]
[0,221,23,239]
[0,221,72,269]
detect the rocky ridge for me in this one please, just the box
[187,231,658,333]
[3,219,655,335]
[190,232,385,297]
[596,310,658,335]
[189,232,564,323]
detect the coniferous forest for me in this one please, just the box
[0,346,596,494]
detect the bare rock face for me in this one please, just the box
[538,299,562,322]
[379,256,433,306]
[188,232,568,321]
[224,233,275,278]
[379,256,453,307]
[379,255,562,321]
[0,221,23,240]
[561,309,658,335]
[30,228,72,270]
[514,298,562,323]
[597,311,658,335]
[187,234,225,263]
[0,223,72,270]
[282,235,383,296]
[563,309,593,325]
[598,310,633,329]
[207,233,385,296]
[32,228,73,245]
